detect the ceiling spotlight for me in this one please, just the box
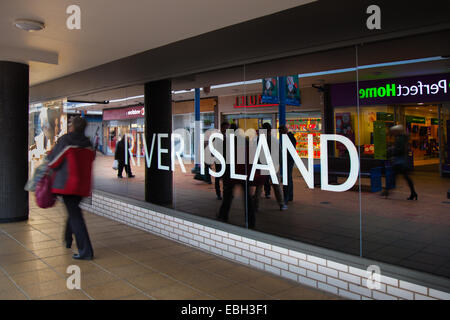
[14,19,45,32]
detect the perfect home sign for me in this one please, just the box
[330,73,450,107]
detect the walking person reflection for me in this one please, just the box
[279,125,297,204]
[385,125,418,200]
[252,122,287,211]
[215,122,230,200]
[114,135,135,178]
[217,124,256,228]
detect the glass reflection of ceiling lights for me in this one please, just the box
[66,56,449,110]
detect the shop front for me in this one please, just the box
[102,105,145,156]
[330,73,450,175]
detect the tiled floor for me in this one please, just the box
[93,155,450,278]
[0,199,339,300]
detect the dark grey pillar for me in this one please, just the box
[144,80,173,206]
[0,61,29,222]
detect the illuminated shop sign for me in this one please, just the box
[126,108,145,116]
[330,73,450,107]
[406,115,426,124]
[103,105,144,120]
[359,80,448,99]
[233,94,278,108]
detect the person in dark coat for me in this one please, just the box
[217,124,256,228]
[386,125,417,200]
[46,116,95,260]
[215,122,230,200]
[114,135,135,178]
[253,122,286,211]
[279,125,297,204]
[262,123,273,199]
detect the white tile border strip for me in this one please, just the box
[80,192,450,300]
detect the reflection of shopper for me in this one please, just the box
[194,130,213,185]
[253,123,286,211]
[114,135,135,178]
[279,125,297,204]
[386,125,417,200]
[215,122,230,200]
[46,116,95,260]
[94,127,100,151]
[218,124,256,228]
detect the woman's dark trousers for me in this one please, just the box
[63,195,94,258]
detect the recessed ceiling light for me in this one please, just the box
[14,19,45,32]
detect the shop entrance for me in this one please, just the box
[400,104,440,169]
[334,103,448,175]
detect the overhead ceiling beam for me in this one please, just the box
[0,46,58,65]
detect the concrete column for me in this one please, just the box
[0,61,29,222]
[144,79,173,206]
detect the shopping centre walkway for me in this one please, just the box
[0,199,339,300]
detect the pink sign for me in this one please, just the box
[103,105,145,120]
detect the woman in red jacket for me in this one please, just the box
[47,116,95,260]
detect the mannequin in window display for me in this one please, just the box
[55,114,67,141]
[40,107,60,149]
[385,125,418,200]
[93,127,101,152]
[29,108,66,176]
